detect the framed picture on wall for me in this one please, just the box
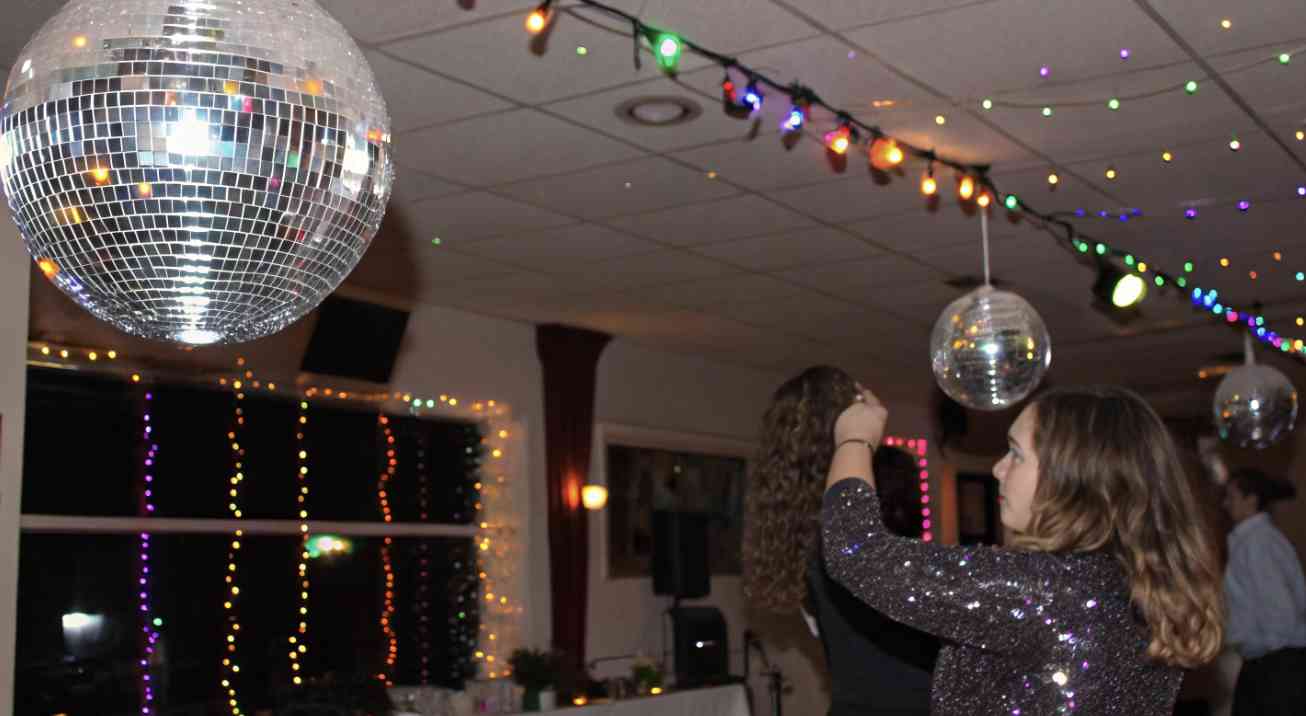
[956,472,1001,545]
[593,424,753,581]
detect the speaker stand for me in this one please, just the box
[744,630,784,716]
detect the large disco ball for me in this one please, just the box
[930,285,1051,411]
[1,0,393,345]
[1214,363,1298,448]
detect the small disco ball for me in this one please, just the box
[1214,363,1298,448]
[930,285,1052,411]
[1,0,393,345]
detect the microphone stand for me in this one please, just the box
[744,630,784,716]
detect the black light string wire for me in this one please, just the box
[530,0,1306,362]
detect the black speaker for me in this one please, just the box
[669,606,728,688]
[652,511,709,599]
[301,295,410,384]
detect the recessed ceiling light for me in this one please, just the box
[615,96,702,127]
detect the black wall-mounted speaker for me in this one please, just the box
[301,295,410,384]
[652,511,710,599]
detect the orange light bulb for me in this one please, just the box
[921,173,938,196]
[957,175,976,201]
[526,8,550,34]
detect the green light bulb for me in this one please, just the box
[1183,261,1193,273]
[1177,277,1187,288]
[653,33,683,74]
[1095,243,1107,255]
[1280,53,1291,65]
[1125,254,1135,266]
[1298,272,1305,281]
[1108,98,1120,110]
[1185,80,1198,94]
[1004,194,1019,210]
[1154,275,1164,287]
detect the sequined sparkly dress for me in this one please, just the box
[822,479,1182,715]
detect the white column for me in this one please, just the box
[0,217,30,710]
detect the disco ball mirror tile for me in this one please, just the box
[1,0,393,345]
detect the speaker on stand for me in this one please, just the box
[652,511,731,688]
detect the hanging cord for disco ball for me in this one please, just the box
[930,209,1052,410]
[1214,330,1299,448]
[1,0,394,346]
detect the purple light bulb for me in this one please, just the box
[1184,208,1198,219]
[1039,65,1050,77]
[1237,200,1251,212]
[1298,186,1305,197]
[1120,48,1130,59]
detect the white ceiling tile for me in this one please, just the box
[366,50,513,132]
[397,109,646,187]
[1146,0,1306,58]
[391,167,466,203]
[632,273,811,309]
[400,191,580,244]
[775,254,952,302]
[842,202,1023,254]
[495,156,741,219]
[319,0,536,45]
[602,194,818,245]
[691,226,880,270]
[779,0,992,33]
[670,133,858,192]
[765,169,932,225]
[456,224,661,268]
[841,0,1188,98]
[544,249,737,289]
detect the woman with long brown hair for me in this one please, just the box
[822,385,1224,714]
[744,366,937,716]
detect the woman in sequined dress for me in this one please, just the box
[822,386,1224,715]
[742,366,939,716]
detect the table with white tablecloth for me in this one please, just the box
[534,685,750,716]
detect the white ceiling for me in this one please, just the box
[11,0,1306,408]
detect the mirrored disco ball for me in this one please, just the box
[1,0,393,345]
[930,285,1051,411]
[1213,363,1298,448]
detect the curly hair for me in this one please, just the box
[742,366,922,613]
[1016,386,1225,668]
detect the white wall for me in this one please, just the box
[0,219,31,708]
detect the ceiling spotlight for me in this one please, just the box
[1093,264,1147,320]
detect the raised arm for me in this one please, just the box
[822,478,1067,653]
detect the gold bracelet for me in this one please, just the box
[836,438,874,451]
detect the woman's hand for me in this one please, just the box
[834,387,888,448]
[826,387,887,491]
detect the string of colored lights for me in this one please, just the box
[978,44,1302,115]
[378,415,398,685]
[524,0,1306,362]
[289,400,311,686]
[415,433,434,686]
[137,389,160,715]
[882,436,932,543]
[221,361,250,716]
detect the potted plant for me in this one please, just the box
[630,656,663,695]
[508,648,561,711]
